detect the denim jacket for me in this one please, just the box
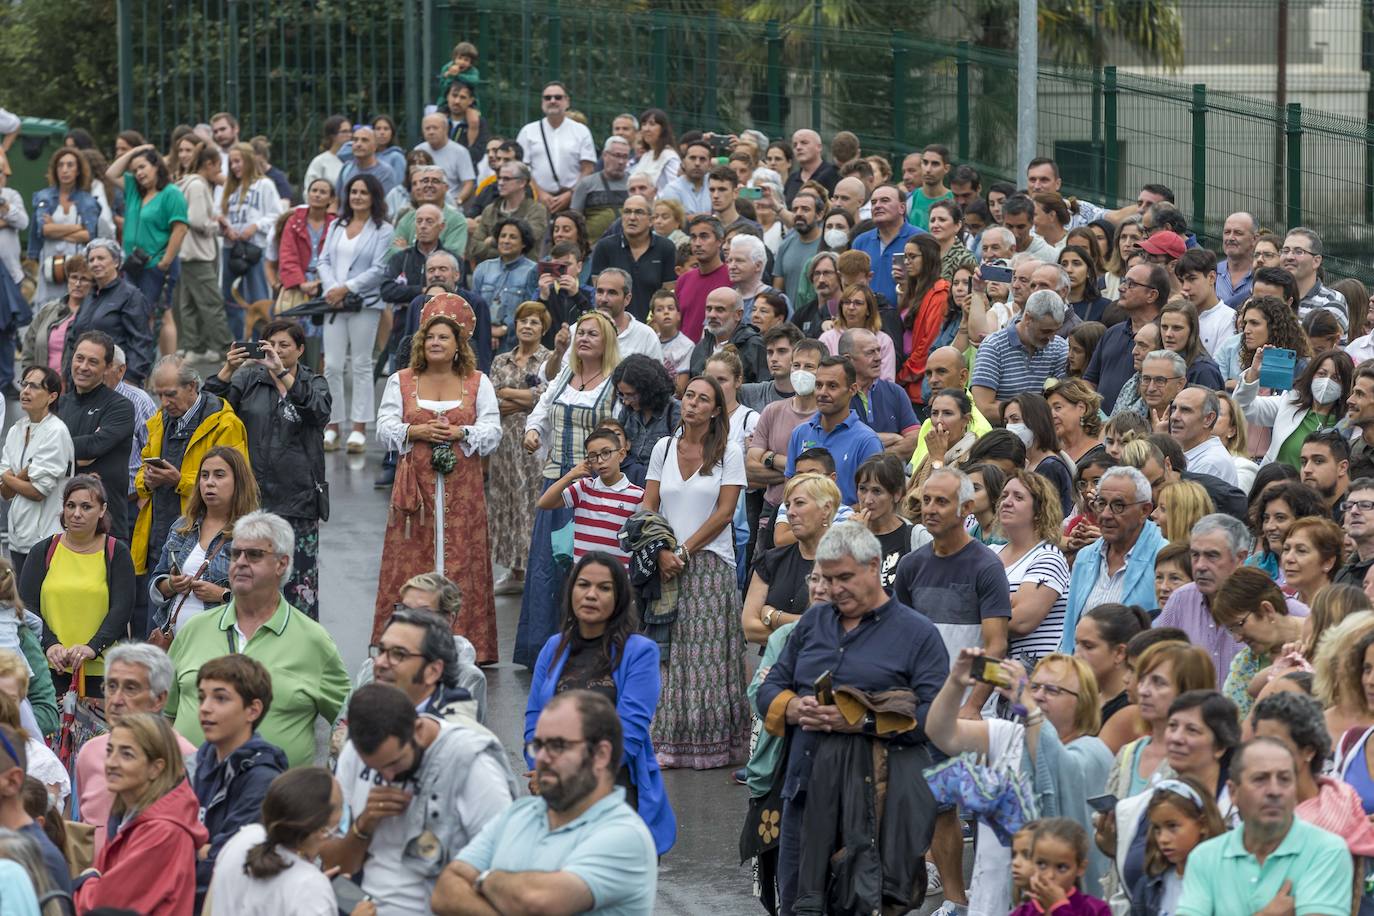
[28,187,100,259]
[471,255,538,347]
[148,521,232,619]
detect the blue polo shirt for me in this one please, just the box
[1082,319,1136,414]
[785,409,884,504]
[1215,257,1254,309]
[852,378,920,437]
[1176,817,1350,916]
[851,222,923,304]
[456,788,657,915]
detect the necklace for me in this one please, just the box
[576,370,603,391]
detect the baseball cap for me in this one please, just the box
[1139,230,1186,260]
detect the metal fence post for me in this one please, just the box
[766,21,783,137]
[1366,120,1374,225]
[117,0,133,128]
[892,32,908,158]
[652,11,668,110]
[1191,84,1208,238]
[404,0,420,133]
[548,0,562,81]
[956,41,971,162]
[703,14,719,128]
[1286,102,1303,227]
[811,0,823,128]
[227,0,241,114]
[1103,66,1118,208]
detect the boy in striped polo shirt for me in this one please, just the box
[536,428,643,566]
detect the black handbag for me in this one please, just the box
[227,239,264,276]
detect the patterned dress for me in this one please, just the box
[372,369,500,662]
[486,346,550,572]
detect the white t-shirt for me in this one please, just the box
[1196,302,1237,358]
[414,140,476,202]
[335,720,513,916]
[170,540,210,631]
[616,317,665,363]
[998,540,1070,666]
[208,823,337,916]
[648,437,746,566]
[516,117,597,194]
[661,333,694,377]
[26,736,69,811]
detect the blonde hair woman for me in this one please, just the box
[996,470,1070,666]
[1150,481,1215,544]
[1044,378,1106,468]
[515,308,622,667]
[73,713,206,914]
[742,473,841,645]
[819,285,896,380]
[1316,611,1374,740]
[218,141,283,338]
[1213,391,1258,493]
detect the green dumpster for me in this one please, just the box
[7,118,69,248]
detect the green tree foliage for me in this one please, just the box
[0,0,119,141]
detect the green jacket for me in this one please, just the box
[167,596,349,767]
[20,627,57,737]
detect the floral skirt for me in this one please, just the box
[647,551,751,770]
[283,517,320,620]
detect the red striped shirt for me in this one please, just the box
[561,475,644,565]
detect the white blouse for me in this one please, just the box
[648,436,746,566]
[631,147,682,190]
[0,412,72,553]
[376,372,501,458]
[524,370,614,456]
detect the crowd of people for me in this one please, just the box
[1,30,1374,914]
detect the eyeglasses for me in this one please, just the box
[524,737,587,758]
[840,298,869,307]
[1349,499,1374,514]
[1223,611,1253,636]
[1028,681,1079,699]
[1140,374,1183,388]
[1089,497,1147,515]
[621,208,649,217]
[585,448,620,464]
[1118,278,1142,290]
[369,643,426,665]
[18,381,45,391]
[1279,246,1313,257]
[229,547,273,562]
[102,679,148,698]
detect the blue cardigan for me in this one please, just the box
[524,632,676,855]
[1059,519,1166,653]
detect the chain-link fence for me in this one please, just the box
[126,0,1374,280]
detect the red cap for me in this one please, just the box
[1139,230,1186,260]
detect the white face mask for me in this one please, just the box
[1006,422,1034,448]
[824,229,850,250]
[1311,377,1342,405]
[790,369,817,397]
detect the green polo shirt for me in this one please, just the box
[166,596,350,767]
[122,174,188,263]
[394,202,469,261]
[1177,817,1351,916]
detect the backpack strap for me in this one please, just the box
[44,535,59,568]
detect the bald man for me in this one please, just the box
[908,346,994,469]
[415,112,476,203]
[337,126,400,198]
[830,176,869,221]
[783,128,840,202]
[688,287,768,382]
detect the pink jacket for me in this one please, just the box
[76,778,208,915]
[277,206,336,289]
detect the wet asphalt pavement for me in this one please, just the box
[315,446,763,914]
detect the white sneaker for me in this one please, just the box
[346,430,367,454]
[323,429,340,452]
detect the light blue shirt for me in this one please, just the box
[456,788,657,915]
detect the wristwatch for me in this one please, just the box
[275,368,290,380]
[931,460,944,470]
[220,588,232,605]
[763,452,776,470]
[474,869,493,896]
[762,607,776,630]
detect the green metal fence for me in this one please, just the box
[125,0,1374,281]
